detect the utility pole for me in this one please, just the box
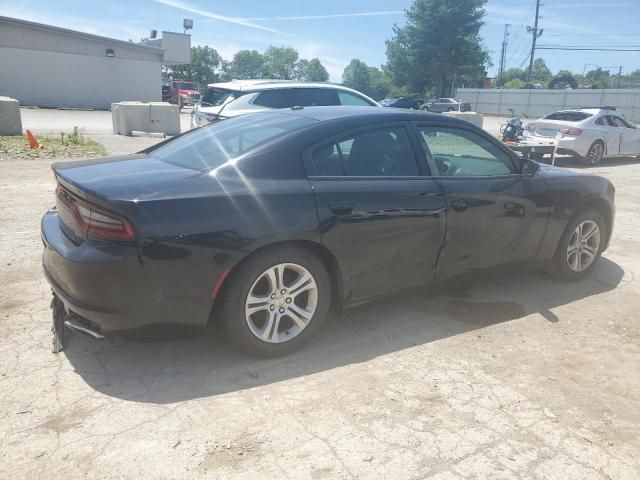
[618,66,623,88]
[498,24,510,85]
[526,0,543,84]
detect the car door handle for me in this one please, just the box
[503,202,525,217]
[451,199,468,212]
[329,202,354,216]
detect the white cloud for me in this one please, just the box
[153,0,286,35]
[247,11,404,22]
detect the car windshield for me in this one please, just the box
[544,111,593,122]
[151,112,316,170]
[175,82,197,90]
[201,88,238,106]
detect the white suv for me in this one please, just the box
[191,80,379,128]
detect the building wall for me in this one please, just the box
[0,47,162,109]
[456,88,640,122]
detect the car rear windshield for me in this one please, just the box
[201,88,238,106]
[544,111,593,122]
[151,113,317,170]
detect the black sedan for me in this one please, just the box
[42,107,615,357]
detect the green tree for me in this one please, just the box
[585,67,611,89]
[503,78,525,89]
[262,46,299,79]
[385,0,489,97]
[162,46,223,88]
[342,59,372,96]
[367,67,394,100]
[531,58,552,86]
[295,58,330,82]
[229,50,264,80]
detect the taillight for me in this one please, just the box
[560,127,582,136]
[56,186,136,241]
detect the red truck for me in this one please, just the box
[164,80,201,109]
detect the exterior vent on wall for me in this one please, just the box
[106,48,115,57]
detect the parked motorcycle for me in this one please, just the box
[500,109,525,142]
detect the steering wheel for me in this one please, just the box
[434,156,461,176]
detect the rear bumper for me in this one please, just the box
[41,210,215,332]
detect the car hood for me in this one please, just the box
[536,162,583,177]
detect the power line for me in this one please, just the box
[537,47,640,52]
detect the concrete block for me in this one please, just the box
[442,111,484,129]
[0,96,23,136]
[111,101,179,136]
[149,102,180,136]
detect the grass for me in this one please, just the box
[0,127,107,160]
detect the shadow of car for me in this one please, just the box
[63,257,624,404]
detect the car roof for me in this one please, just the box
[207,79,357,93]
[248,105,468,124]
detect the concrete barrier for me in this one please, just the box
[111,101,180,136]
[0,97,23,136]
[442,111,484,129]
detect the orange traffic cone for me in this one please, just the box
[26,129,42,149]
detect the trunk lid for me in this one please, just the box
[52,154,203,206]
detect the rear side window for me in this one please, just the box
[595,117,606,126]
[312,127,419,177]
[294,88,340,106]
[253,89,294,109]
[201,88,237,106]
[338,91,372,106]
[544,111,592,122]
[152,112,316,170]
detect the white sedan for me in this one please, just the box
[518,107,640,165]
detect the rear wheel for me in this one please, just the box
[582,140,604,166]
[220,246,331,357]
[447,107,454,112]
[551,209,606,281]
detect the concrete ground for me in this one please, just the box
[1,120,639,479]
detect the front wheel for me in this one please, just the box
[582,141,604,166]
[551,210,606,281]
[220,246,331,357]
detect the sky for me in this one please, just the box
[2,0,640,82]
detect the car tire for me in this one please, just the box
[421,106,430,112]
[220,245,332,357]
[447,107,454,112]
[551,209,606,281]
[581,140,605,166]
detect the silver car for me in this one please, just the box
[191,80,379,128]
[521,107,640,165]
[421,98,472,113]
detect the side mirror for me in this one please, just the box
[519,157,540,175]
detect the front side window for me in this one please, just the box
[151,112,316,170]
[612,116,636,128]
[338,91,373,106]
[419,127,514,177]
[312,127,419,177]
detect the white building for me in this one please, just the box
[0,16,190,110]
